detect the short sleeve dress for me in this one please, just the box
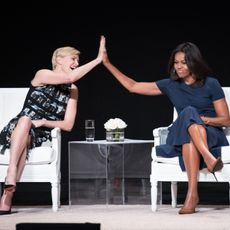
[0,83,72,157]
[155,77,229,171]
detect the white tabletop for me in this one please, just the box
[69,139,154,145]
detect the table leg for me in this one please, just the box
[121,144,125,204]
[98,143,126,205]
[106,145,111,204]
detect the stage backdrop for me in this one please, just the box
[2,8,230,205]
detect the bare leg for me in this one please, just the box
[188,124,221,171]
[179,141,200,214]
[0,148,28,213]
[16,148,27,181]
[0,116,32,213]
[6,116,32,186]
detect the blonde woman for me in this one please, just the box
[0,35,105,215]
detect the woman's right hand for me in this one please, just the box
[100,36,110,65]
[96,35,106,63]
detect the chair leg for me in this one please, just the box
[58,182,61,208]
[229,182,230,206]
[51,182,59,212]
[140,178,147,197]
[157,181,162,205]
[151,180,158,211]
[171,181,177,208]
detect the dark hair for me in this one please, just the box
[168,42,213,86]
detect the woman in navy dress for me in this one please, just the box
[0,36,106,215]
[102,39,230,214]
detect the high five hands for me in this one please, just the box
[97,35,106,63]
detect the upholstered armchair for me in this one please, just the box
[0,88,61,211]
[150,87,230,211]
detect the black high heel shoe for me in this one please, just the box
[0,189,13,215]
[208,157,223,182]
[211,157,223,172]
[0,208,11,215]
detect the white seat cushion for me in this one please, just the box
[152,146,230,164]
[0,146,55,165]
[220,146,230,163]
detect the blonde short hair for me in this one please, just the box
[51,46,80,69]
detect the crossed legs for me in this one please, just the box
[179,123,223,214]
[0,116,32,214]
[188,123,220,171]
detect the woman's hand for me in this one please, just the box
[102,49,110,65]
[101,37,110,65]
[32,118,47,128]
[96,35,106,63]
[200,116,209,125]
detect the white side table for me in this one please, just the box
[68,139,154,205]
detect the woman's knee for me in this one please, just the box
[189,123,205,132]
[17,116,32,130]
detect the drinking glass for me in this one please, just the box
[85,119,95,142]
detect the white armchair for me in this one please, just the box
[0,88,61,211]
[150,87,230,211]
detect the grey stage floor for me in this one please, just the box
[1,204,230,230]
[2,180,230,230]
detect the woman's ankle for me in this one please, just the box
[6,165,17,186]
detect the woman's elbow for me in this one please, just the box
[61,123,74,132]
[69,74,81,83]
[128,85,139,94]
[220,116,230,127]
[64,125,74,132]
[66,76,75,84]
[225,118,230,127]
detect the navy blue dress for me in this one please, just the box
[155,77,229,171]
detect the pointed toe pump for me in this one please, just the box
[0,209,11,215]
[0,190,14,215]
[207,157,223,182]
[178,207,196,215]
[209,157,223,173]
[178,196,199,215]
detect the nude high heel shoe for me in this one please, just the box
[178,197,199,215]
[178,206,196,214]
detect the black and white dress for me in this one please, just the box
[0,83,71,156]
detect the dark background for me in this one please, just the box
[1,7,230,205]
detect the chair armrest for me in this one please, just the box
[51,127,61,138]
[51,128,61,165]
[153,127,169,146]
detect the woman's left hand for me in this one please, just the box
[32,118,46,128]
[201,116,209,125]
